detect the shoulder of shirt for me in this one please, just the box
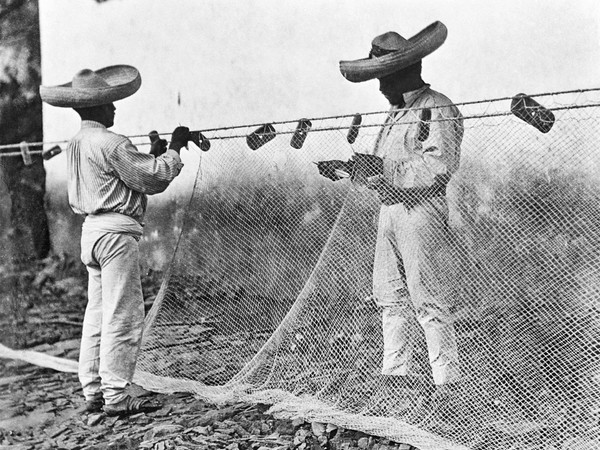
[418,87,462,116]
[101,130,135,154]
[105,129,131,143]
[74,126,130,143]
[67,127,135,162]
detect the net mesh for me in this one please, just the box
[135,89,600,450]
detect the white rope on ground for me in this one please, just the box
[0,343,78,373]
[130,370,470,450]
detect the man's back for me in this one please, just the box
[67,120,182,223]
[40,64,190,417]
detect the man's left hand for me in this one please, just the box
[150,138,168,157]
[169,126,191,152]
[369,177,405,206]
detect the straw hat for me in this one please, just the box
[339,21,447,83]
[40,65,141,108]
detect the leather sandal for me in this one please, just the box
[103,395,162,417]
[81,395,104,414]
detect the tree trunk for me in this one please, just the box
[0,0,50,263]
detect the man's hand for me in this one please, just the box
[352,153,383,180]
[368,176,405,206]
[316,160,353,182]
[149,137,168,157]
[169,126,191,152]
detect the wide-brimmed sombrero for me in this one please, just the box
[40,65,141,108]
[339,21,447,83]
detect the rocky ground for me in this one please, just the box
[0,254,414,450]
[0,360,413,450]
[0,362,410,450]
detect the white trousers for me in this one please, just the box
[79,223,145,405]
[372,197,460,385]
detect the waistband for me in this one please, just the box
[82,212,143,238]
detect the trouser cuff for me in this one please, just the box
[103,389,128,406]
[431,363,461,385]
[381,362,410,377]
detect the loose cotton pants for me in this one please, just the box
[373,197,460,385]
[79,231,145,405]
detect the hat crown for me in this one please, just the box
[72,69,110,89]
[40,64,141,107]
[340,21,448,82]
[372,32,409,53]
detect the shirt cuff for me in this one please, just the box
[165,149,182,164]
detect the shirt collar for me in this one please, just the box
[81,120,107,130]
[402,84,430,107]
[392,83,431,110]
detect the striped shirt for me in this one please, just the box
[66,120,183,224]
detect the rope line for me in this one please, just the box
[124,87,600,140]
[196,102,600,141]
[0,88,598,153]
[0,149,45,158]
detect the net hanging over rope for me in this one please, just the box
[134,89,600,450]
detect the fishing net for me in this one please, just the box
[135,89,600,450]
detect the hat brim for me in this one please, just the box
[40,65,141,108]
[339,21,448,83]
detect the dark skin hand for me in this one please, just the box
[168,126,190,152]
[367,176,403,205]
[316,160,353,181]
[150,138,168,157]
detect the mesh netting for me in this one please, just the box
[135,89,600,450]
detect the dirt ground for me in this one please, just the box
[0,255,413,450]
[0,359,412,450]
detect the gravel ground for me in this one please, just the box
[0,256,414,450]
[0,359,412,450]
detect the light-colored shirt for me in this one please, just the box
[372,84,464,189]
[66,120,183,224]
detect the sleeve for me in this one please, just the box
[406,104,464,188]
[108,138,184,195]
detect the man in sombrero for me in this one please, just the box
[40,65,191,416]
[319,22,464,412]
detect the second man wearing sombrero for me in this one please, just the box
[320,21,464,412]
[40,65,192,417]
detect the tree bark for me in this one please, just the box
[0,0,50,262]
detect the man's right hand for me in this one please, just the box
[169,126,191,152]
[368,176,406,206]
[149,138,168,157]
